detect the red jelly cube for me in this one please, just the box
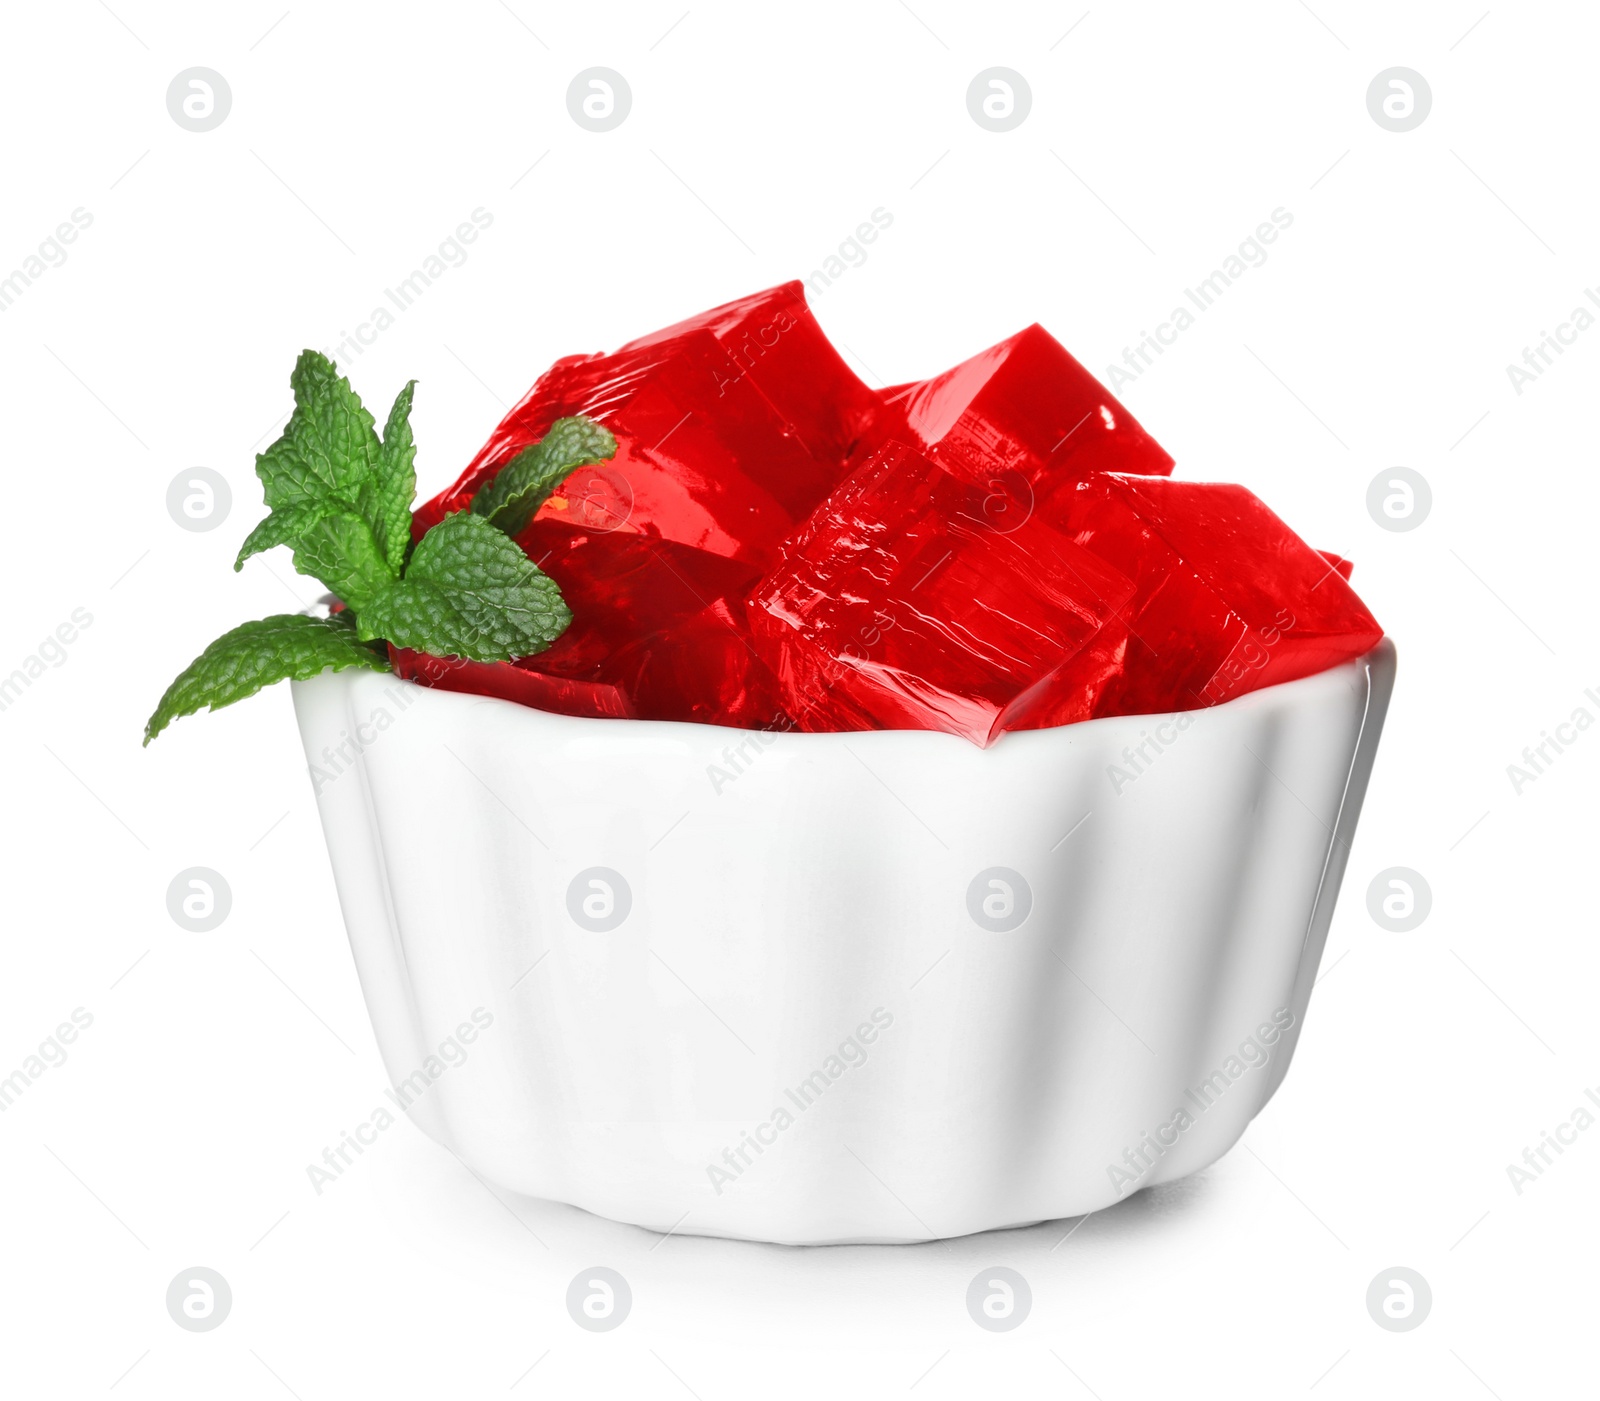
[389,647,635,721]
[413,283,875,567]
[395,522,764,723]
[605,597,790,731]
[517,520,762,673]
[747,442,1137,746]
[1050,474,1383,716]
[512,525,759,695]
[880,325,1174,511]
[617,282,879,464]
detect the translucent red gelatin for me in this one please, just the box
[403,283,876,721]
[880,324,1175,501]
[747,441,1138,746]
[517,520,760,671]
[1047,475,1383,717]
[398,286,1383,738]
[388,647,635,720]
[616,283,878,466]
[606,598,790,730]
[413,282,875,565]
[503,522,778,721]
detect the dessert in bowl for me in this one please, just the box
[152,283,1391,1242]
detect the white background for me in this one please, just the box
[2,0,1596,1396]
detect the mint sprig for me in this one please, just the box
[361,377,419,576]
[146,350,614,744]
[144,614,389,744]
[356,511,571,660]
[233,353,415,601]
[470,415,618,536]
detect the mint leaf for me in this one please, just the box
[470,415,617,537]
[356,511,570,660]
[143,613,390,745]
[236,354,419,603]
[234,500,340,571]
[359,379,418,575]
[282,509,391,611]
[256,351,381,512]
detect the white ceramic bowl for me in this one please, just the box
[292,639,1394,1244]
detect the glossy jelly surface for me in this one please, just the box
[403,288,1383,738]
[748,441,1137,746]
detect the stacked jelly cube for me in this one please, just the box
[400,283,1382,745]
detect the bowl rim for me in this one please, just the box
[305,637,1396,747]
